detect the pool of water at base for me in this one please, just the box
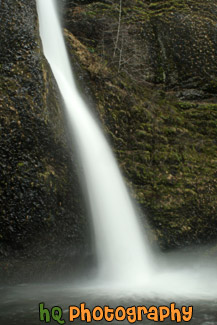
[0,283,217,325]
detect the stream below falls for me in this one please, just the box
[0,282,217,324]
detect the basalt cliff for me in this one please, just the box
[1,0,217,280]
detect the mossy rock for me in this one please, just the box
[64,1,217,249]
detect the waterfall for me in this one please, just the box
[36,0,154,284]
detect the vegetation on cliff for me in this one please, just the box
[64,0,217,249]
[0,0,216,277]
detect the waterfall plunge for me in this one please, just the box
[36,0,154,285]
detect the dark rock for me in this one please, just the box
[0,0,91,283]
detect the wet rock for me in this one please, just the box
[0,0,91,282]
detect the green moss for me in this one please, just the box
[65,0,217,249]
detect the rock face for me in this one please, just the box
[0,0,89,281]
[64,0,217,249]
[0,0,217,278]
[65,0,217,96]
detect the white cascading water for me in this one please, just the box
[35,0,217,300]
[36,0,154,284]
